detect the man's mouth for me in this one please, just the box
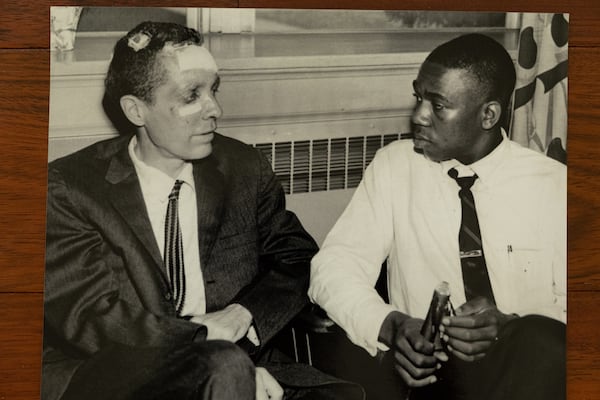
[195,122,217,136]
[192,131,215,143]
[413,134,430,143]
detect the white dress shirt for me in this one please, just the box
[309,133,566,356]
[128,137,206,316]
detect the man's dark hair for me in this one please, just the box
[103,21,203,133]
[426,33,516,123]
[105,21,203,103]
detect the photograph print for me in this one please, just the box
[45,7,567,400]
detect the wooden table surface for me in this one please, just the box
[1,1,598,398]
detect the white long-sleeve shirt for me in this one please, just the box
[309,134,566,356]
[129,137,206,316]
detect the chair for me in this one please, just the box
[546,137,567,164]
[278,262,408,400]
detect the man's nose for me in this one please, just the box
[411,101,431,126]
[202,96,222,120]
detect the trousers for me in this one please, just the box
[61,340,255,400]
[60,339,366,400]
[411,314,566,400]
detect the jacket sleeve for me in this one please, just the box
[44,167,207,357]
[235,151,319,345]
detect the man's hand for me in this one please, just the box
[256,367,283,400]
[440,297,518,362]
[378,311,446,388]
[190,303,253,342]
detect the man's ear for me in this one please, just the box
[481,101,502,130]
[120,95,147,127]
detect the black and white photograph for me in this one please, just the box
[45,7,568,400]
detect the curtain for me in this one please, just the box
[509,13,569,163]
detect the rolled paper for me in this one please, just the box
[420,281,451,343]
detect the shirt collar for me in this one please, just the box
[128,136,195,202]
[440,129,510,183]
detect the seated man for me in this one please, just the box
[43,21,362,400]
[309,33,566,400]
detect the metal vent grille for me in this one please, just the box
[255,133,411,194]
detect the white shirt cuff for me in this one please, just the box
[246,325,260,346]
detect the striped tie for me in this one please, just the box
[448,168,495,304]
[164,180,186,316]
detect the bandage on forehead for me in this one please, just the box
[165,44,219,72]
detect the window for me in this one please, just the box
[255,9,507,32]
[194,9,519,59]
[78,7,187,32]
[65,8,518,63]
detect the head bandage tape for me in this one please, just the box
[128,32,151,52]
[168,44,218,72]
[163,44,218,118]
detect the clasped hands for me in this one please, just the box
[378,297,518,388]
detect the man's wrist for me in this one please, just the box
[229,303,260,347]
[229,303,253,328]
[507,312,520,323]
[378,311,410,347]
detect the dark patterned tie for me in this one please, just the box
[448,168,495,304]
[164,180,186,315]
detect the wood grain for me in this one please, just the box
[1,1,598,398]
[0,294,43,400]
[0,50,48,294]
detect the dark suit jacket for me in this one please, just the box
[42,133,318,400]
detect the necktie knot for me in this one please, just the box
[448,168,478,191]
[168,180,184,201]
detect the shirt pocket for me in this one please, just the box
[507,245,540,274]
[505,243,553,310]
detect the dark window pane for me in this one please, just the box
[78,7,186,32]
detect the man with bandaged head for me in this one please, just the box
[42,21,362,400]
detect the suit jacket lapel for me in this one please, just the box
[105,142,166,280]
[193,156,226,281]
[102,139,226,303]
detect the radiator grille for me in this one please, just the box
[255,133,411,194]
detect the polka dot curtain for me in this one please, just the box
[510,13,569,163]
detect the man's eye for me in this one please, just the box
[184,92,199,103]
[433,103,445,111]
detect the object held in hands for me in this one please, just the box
[420,281,453,347]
